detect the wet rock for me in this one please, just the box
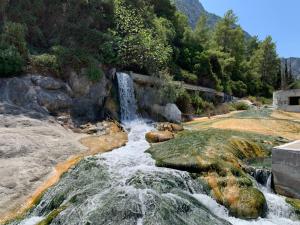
[24,158,231,225]
[145,131,174,143]
[227,187,267,219]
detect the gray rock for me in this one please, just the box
[152,104,182,123]
[31,75,64,90]
[36,89,72,113]
[68,71,92,97]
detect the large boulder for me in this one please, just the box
[36,89,72,113]
[0,72,117,123]
[145,131,174,143]
[152,104,182,123]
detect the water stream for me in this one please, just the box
[18,73,299,225]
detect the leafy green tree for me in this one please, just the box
[259,36,280,88]
[114,0,172,74]
[193,15,210,48]
[212,10,245,62]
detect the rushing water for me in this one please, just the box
[17,73,299,225]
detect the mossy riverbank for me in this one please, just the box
[147,127,286,219]
[148,109,300,219]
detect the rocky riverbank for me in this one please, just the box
[0,114,127,224]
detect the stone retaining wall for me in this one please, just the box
[272,141,300,199]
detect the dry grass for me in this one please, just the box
[186,109,300,141]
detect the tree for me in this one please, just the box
[193,14,210,48]
[259,36,280,88]
[114,0,172,74]
[212,10,245,62]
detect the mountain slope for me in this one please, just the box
[281,57,300,80]
[173,0,251,38]
[173,0,219,28]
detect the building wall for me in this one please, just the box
[273,89,300,112]
[272,145,300,199]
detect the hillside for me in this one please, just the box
[171,0,219,28]
[173,0,250,38]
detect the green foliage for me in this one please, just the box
[0,44,24,77]
[86,64,104,81]
[114,0,172,74]
[1,22,28,58]
[30,53,59,75]
[230,101,250,111]
[157,71,184,104]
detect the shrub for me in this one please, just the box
[30,54,60,76]
[86,64,103,81]
[0,45,24,77]
[231,102,250,111]
[180,69,198,84]
[176,91,193,113]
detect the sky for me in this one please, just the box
[201,0,299,58]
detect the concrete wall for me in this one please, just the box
[273,89,300,112]
[272,141,300,199]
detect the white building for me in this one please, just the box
[273,89,300,112]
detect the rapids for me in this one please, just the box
[14,73,299,225]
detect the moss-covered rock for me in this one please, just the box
[286,198,300,219]
[226,187,267,219]
[147,128,280,219]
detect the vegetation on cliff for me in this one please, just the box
[1,0,280,99]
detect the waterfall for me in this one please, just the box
[116,72,138,122]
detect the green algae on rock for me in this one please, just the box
[147,128,283,219]
[286,198,300,219]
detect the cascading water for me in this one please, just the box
[116,72,138,122]
[16,72,300,225]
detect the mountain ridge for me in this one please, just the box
[173,0,251,37]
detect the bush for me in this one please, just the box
[180,69,198,84]
[231,102,250,111]
[30,54,60,76]
[86,64,103,81]
[0,45,24,77]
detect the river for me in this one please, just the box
[18,73,299,225]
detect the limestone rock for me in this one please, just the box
[68,71,92,97]
[156,122,184,133]
[152,104,182,123]
[36,89,72,113]
[145,131,174,143]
